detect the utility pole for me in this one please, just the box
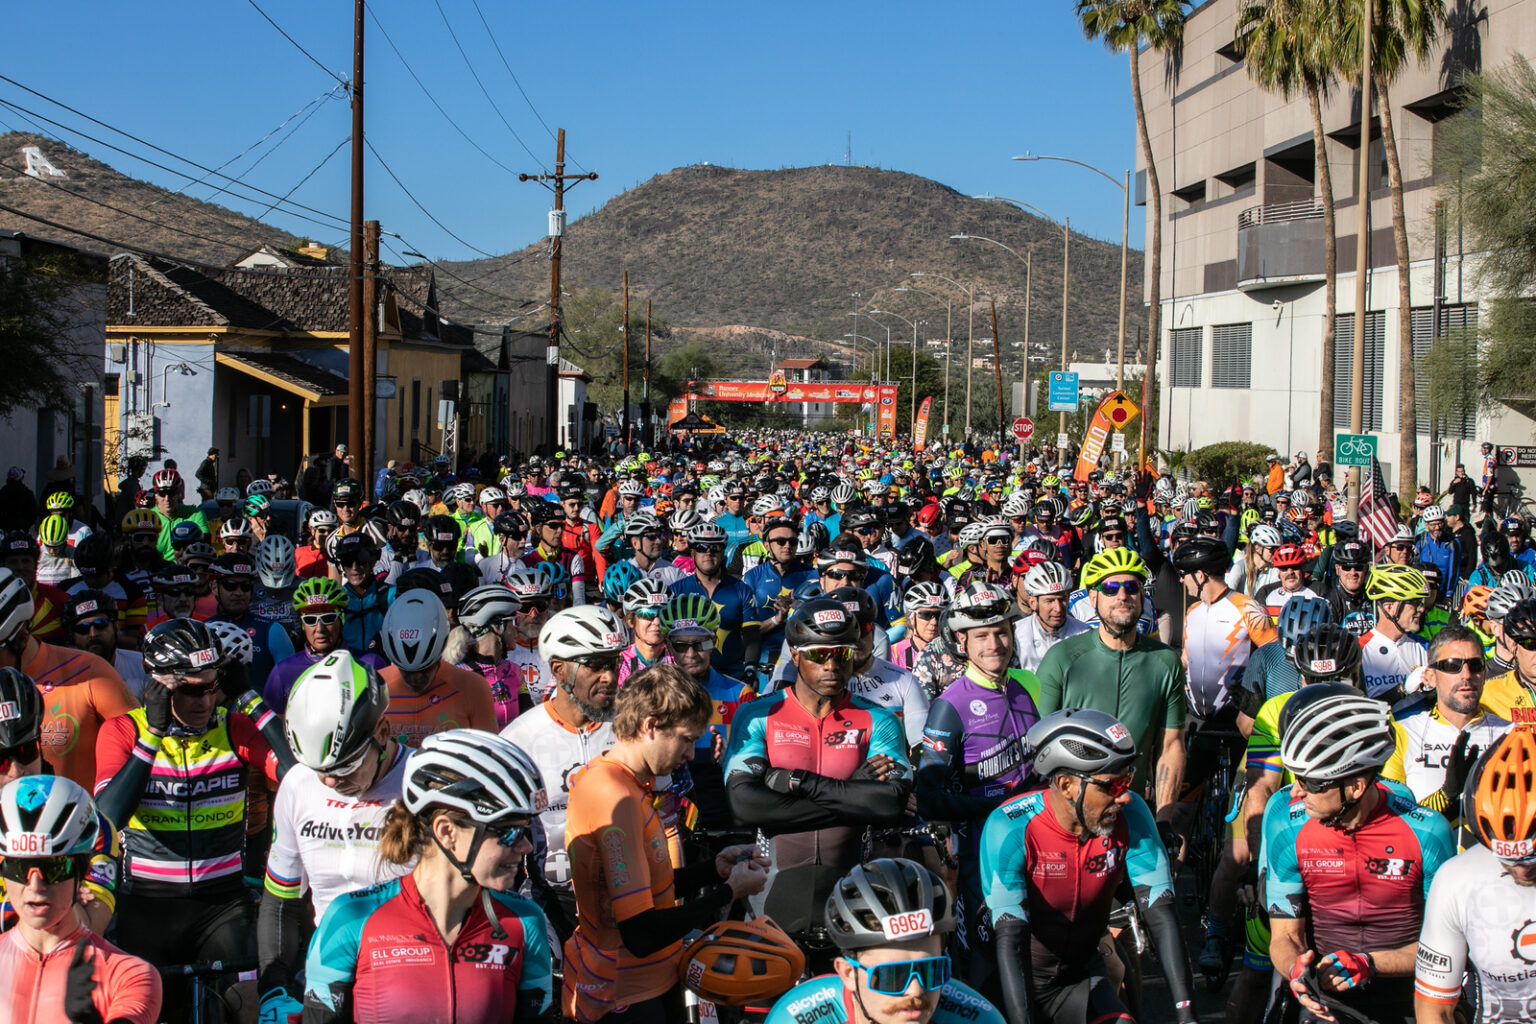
[347,0,364,477]
[1347,0,1373,520]
[520,129,597,457]
[362,219,379,494]
[989,300,1005,451]
[944,298,952,437]
[621,271,630,450]
[965,299,974,437]
[1058,217,1070,465]
[642,299,652,449]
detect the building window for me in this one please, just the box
[1211,323,1253,389]
[1412,304,1479,438]
[1332,311,1386,432]
[1170,328,1203,388]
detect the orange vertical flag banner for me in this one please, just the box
[876,386,899,439]
[913,396,933,451]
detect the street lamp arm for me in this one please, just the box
[948,233,1030,269]
[1012,153,1125,191]
[973,195,1067,236]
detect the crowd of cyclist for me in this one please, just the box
[1,435,1534,1024]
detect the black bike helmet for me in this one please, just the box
[438,562,480,612]
[1170,536,1230,577]
[1288,622,1363,680]
[384,500,421,529]
[141,618,222,675]
[525,500,563,526]
[1332,539,1371,568]
[61,589,116,635]
[1503,598,1536,644]
[71,533,115,576]
[0,667,43,748]
[825,858,956,951]
[784,597,860,649]
[493,511,527,538]
[395,567,454,606]
[424,515,462,546]
[895,535,937,576]
[826,586,877,627]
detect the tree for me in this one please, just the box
[1234,0,1344,454]
[1076,0,1191,463]
[1340,0,1445,491]
[0,247,101,419]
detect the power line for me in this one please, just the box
[430,0,547,172]
[363,3,520,179]
[249,135,349,224]
[245,0,348,86]
[365,138,497,260]
[0,76,351,233]
[466,0,587,174]
[383,232,533,310]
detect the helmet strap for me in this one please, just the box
[1322,772,1376,829]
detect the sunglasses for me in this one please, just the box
[154,489,177,497]
[912,609,941,621]
[574,654,621,675]
[175,683,221,699]
[1430,656,1484,675]
[797,645,855,664]
[854,526,880,534]
[640,532,666,541]
[1080,773,1135,797]
[691,544,725,554]
[492,823,532,849]
[823,569,865,583]
[668,637,716,653]
[1514,636,1536,653]
[217,580,254,592]
[1297,776,1341,794]
[72,618,113,634]
[986,536,1011,545]
[518,600,551,614]
[320,740,380,781]
[0,741,40,774]
[333,501,358,510]
[767,536,796,546]
[339,555,374,568]
[0,855,79,886]
[1094,579,1142,597]
[847,955,951,995]
[301,612,341,627]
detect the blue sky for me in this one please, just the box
[1,1,1144,265]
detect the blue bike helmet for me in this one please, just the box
[602,561,644,605]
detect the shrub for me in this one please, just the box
[1185,442,1278,488]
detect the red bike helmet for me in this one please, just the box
[1272,543,1309,568]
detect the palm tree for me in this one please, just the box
[1233,0,1345,458]
[1340,0,1445,493]
[1076,0,1191,465]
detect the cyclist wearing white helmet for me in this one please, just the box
[1228,522,1283,597]
[496,568,559,706]
[377,590,496,745]
[449,584,526,729]
[258,652,410,1020]
[302,730,551,1024]
[1013,561,1089,672]
[252,533,299,627]
[500,605,628,947]
[625,512,686,586]
[890,581,947,672]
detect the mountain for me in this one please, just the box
[0,132,303,265]
[441,164,1145,372]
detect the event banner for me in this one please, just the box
[913,396,933,451]
[875,385,898,439]
[1073,391,1140,481]
[684,380,901,438]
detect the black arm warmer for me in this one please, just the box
[795,771,911,823]
[615,883,734,957]
[516,987,551,1023]
[238,690,296,781]
[257,891,307,995]
[994,915,1034,1024]
[1135,510,1168,574]
[741,623,762,673]
[1142,899,1198,1022]
[728,773,843,832]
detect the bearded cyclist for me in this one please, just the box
[981,708,1198,1024]
[258,652,409,1022]
[302,730,551,1023]
[765,857,1005,1024]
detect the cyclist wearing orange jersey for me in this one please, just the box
[564,664,768,1024]
[377,590,495,745]
[0,569,135,791]
[1175,537,1278,721]
[1,774,162,1024]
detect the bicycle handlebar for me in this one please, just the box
[157,957,260,978]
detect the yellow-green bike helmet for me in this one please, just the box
[38,515,69,547]
[1366,563,1427,603]
[1080,548,1150,589]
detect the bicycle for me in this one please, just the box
[157,957,259,1024]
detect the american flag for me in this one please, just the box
[1358,455,1398,546]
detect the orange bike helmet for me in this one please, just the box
[1272,543,1309,568]
[678,917,806,1006]
[1473,728,1536,860]
[1462,585,1493,620]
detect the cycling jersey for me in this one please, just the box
[263,745,411,921]
[1012,613,1089,673]
[458,652,525,729]
[304,873,551,1024]
[1326,584,1372,625]
[341,582,389,656]
[1261,782,1454,956]
[379,663,497,746]
[1479,670,1536,726]
[28,641,137,791]
[1415,843,1536,1022]
[742,560,815,661]
[979,789,1176,986]
[251,582,298,628]
[917,665,1039,823]
[562,755,681,1024]
[206,609,294,685]
[1066,587,1156,635]
[1384,693,1511,804]
[765,974,1004,1024]
[1254,580,1325,619]
[500,703,614,889]
[846,657,931,748]
[263,647,388,715]
[1034,630,1186,788]
[1183,588,1277,718]
[1360,628,1428,700]
[2,926,161,1024]
[670,573,762,678]
[616,644,672,688]
[1240,640,1301,703]
[505,639,558,707]
[478,549,531,586]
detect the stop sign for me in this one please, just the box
[1012,416,1034,441]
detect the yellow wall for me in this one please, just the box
[382,343,463,466]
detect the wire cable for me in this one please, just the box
[245,0,348,87]
[365,139,498,260]
[430,0,547,171]
[466,0,586,173]
[249,134,349,224]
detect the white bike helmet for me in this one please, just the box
[457,585,523,638]
[0,569,35,645]
[478,486,506,505]
[502,568,554,602]
[950,581,1017,630]
[205,619,254,666]
[379,591,450,671]
[538,606,629,663]
[403,729,545,824]
[1279,688,1394,782]
[621,577,670,616]
[901,581,948,618]
[285,651,390,774]
[831,482,857,506]
[256,534,297,589]
[1002,492,1031,517]
[956,522,987,550]
[1027,709,1138,779]
[0,775,99,857]
[444,482,476,505]
[1023,561,1075,597]
[1248,524,1283,549]
[215,487,241,503]
[220,517,252,542]
[669,509,702,534]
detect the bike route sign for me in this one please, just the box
[1334,433,1377,467]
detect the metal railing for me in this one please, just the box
[1237,199,1324,228]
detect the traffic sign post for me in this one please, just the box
[1048,372,1080,412]
[1012,417,1034,442]
[1334,433,1377,468]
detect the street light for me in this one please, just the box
[844,332,880,435]
[910,271,978,437]
[864,315,894,383]
[1012,154,1131,395]
[871,308,926,434]
[948,233,1032,420]
[972,196,1071,460]
[899,280,955,437]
